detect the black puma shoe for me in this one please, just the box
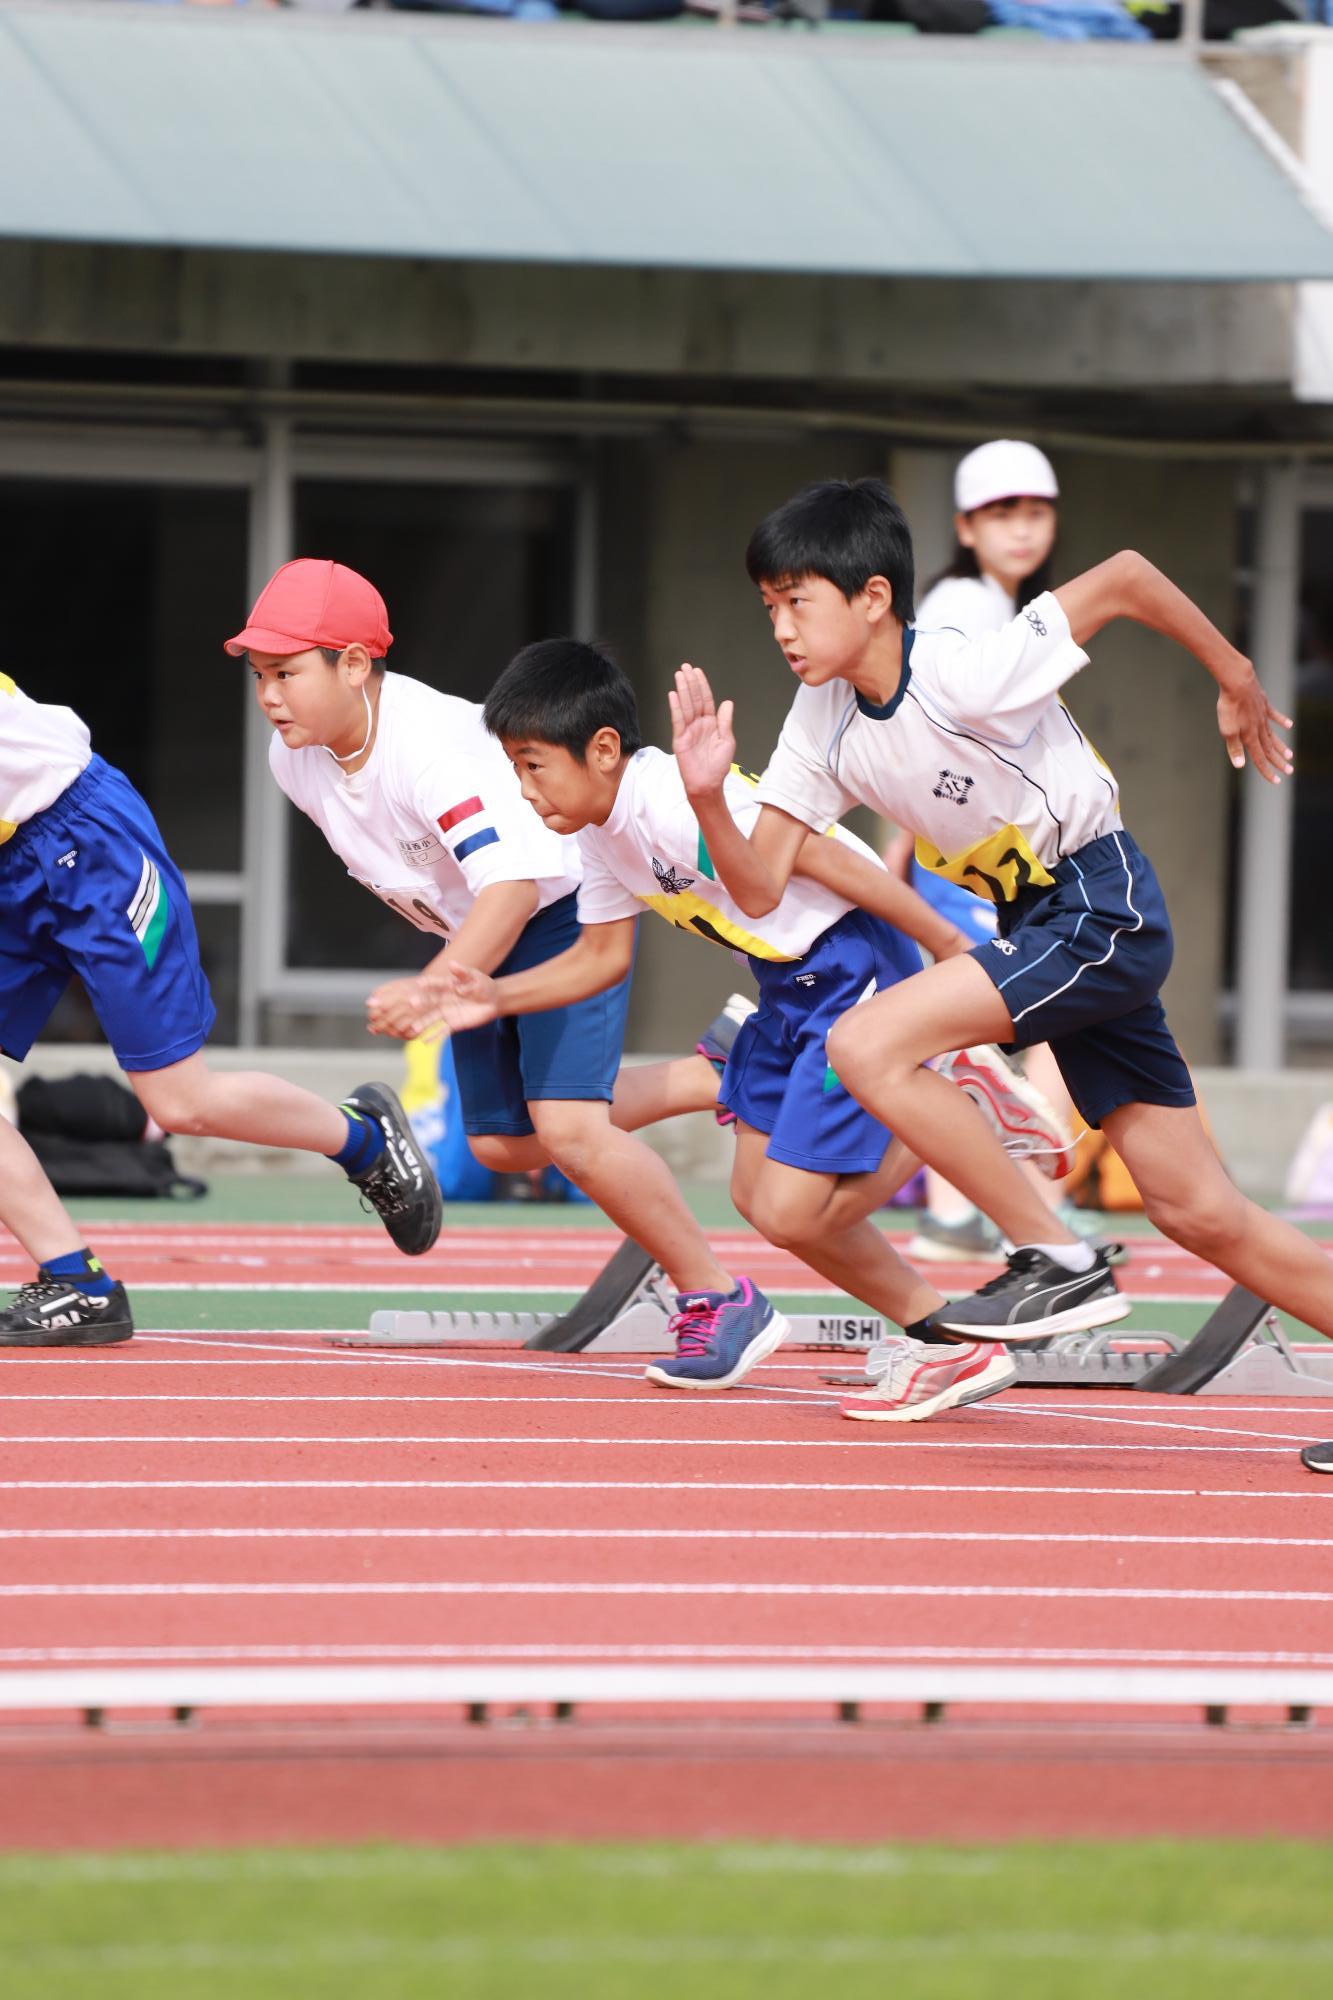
[341,1082,442,1257]
[924,1247,1130,1344]
[0,1278,134,1347]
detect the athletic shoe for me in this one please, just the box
[1301,1442,1333,1474]
[341,1082,442,1257]
[0,1278,133,1347]
[696,992,758,1129]
[907,1210,1003,1263]
[841,1337,1017,1422]
[925,1246,1130,1343]
[938,1045,1075,1181]
[645,1277,789,1390]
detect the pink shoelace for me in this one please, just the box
[667,1297,725,1358]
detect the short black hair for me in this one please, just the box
[745,477,915,621]
[483,638,642,759]
[319,647,386,674]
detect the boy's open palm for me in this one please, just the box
[1217,668,1293,785]
[427,965,501,1034]
[671,663,735,797]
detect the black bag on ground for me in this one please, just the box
[17,1074,208,1200]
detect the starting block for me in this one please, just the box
[331,1236,1333,1397]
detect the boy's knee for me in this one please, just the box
[746,1188,824,1255]
[469,1135,531,1174]
[529,1104,606,1187]
[1142,1183,1243,1259]
[131,1075,208,1139]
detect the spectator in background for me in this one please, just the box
[895,439,1112,1262]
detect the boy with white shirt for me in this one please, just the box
[0,670,440,1347]
[672,477,1333,1409]
[231,558,790,1388]
[423,638,1085,1418]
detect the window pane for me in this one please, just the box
[284,477,576,973]
[1291,509,1333,992]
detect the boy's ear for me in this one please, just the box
[589,725,623,769]
[341,643,374,686]
[862,574,897,624]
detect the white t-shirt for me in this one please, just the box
[916,571,1014,640]
[269,673,580,942]
[755,592,1121,908]
[0,675,92,842]
[576,745,885,964]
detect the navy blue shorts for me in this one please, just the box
[721,906,923,1177]
[972,828,1195,1129]
[0,756,216,1073]
[451,893,632,1137]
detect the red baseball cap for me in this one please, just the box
[224,559,393,659]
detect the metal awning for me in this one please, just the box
[2,0,1332,283]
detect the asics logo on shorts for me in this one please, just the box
[991,937,1018,956]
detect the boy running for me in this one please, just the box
[0,674,439,1347]
[671,477,1332,1413]
[423,637,1087,1418]
[231,558,793,1388]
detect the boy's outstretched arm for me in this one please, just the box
[368,879,540,1039]
[793,836,970,960]
[671,663,807,916]
[388,919,637,1040]
[1055,551,1293,784]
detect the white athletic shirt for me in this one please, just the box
[0,675,92,843]
[755,592,1122,908]
[915,571,1014,640]
[269,673,580,942]
[576,745,884,964]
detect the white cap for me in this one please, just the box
[955,440,1058,514]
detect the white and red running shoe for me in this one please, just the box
[938,1044,1075,1181]
[840,1336,1017,1423]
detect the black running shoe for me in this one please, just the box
[341,1082,442,1257]
[1301,1442,1333,1474]
[924,1247,1130,1344]
[0,1278,133,1347]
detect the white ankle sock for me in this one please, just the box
[1021,1240,1097,1274]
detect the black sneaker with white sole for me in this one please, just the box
[1301,1442,1333,1474]
[924,1247,1130,1344]
[341,1082,442,1257]
[0,1278,134,1347]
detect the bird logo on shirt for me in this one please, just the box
[651,856,696,897]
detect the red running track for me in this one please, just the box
[0,1220,1331,1847]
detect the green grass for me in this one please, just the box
[1,1841,1330,2000]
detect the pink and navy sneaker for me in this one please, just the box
[696,992,757,1129]
[645,1277,789,1390]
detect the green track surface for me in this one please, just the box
[2,1841,1329,2000]
[67,1177,1316,1347]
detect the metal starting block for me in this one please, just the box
[332,1236,1333,1397]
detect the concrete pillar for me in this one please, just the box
[1235,459,1301,1071]
[239,386,294,1046]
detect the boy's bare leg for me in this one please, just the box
[610,1055,720,1131]
[1105,1100,1333,1338]
[731,1126,944,1327]
[827,956,1080,1250]
[527,1099,735,1297]
[128,1052,348,1153]
[0,1115,84,1265]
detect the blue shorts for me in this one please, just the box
[451,893,632,1137]
[720,906,922,1177]
[973,828,1196,1130]
[0,756,216,1073]
[909,859,998,944]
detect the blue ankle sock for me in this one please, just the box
[41,1248,115,1298]
[331,1107,386,1178]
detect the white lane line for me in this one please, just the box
[0,1526,1325,1548]
[9,1641,1332,1667]
[1,1580,1328,1602]
[0,1479,1312,1497]
[0,1433,1305,1453]
[996,1403,1317,1446]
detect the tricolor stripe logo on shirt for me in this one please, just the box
[436,795,499,864]
[127,850,170,969]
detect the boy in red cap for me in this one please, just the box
[232,559,811,1386]
[0,672,442,1348]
